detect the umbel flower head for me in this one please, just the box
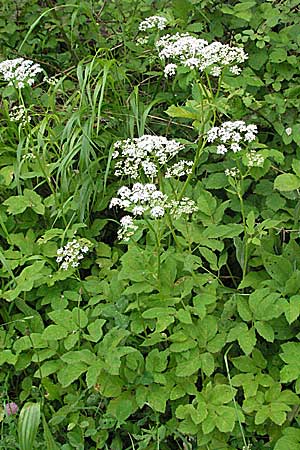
[155,33,247,77]
[56,238,92,270]
[9,105,31,125]
[207,120,258,155]
[112,135,184,179]
[139,15,168,31]
[110,183,198,241]
[0,58,43,88]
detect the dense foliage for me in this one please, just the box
[1,1,300,449]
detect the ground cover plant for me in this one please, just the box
[1,0,300,448]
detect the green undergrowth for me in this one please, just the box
[1,0,300,449]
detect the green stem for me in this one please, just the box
[237,188,248,279]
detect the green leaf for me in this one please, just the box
[176,404,207,425]
[203,224,243,239]
[263,254,293,285]
[147,385,169,413]
[87,319,106,342]
[57,363,87,387]
[18,403,41,450]
[42,416,59,450]
[209,385,235,405]
[4,196,31,215]
[42,325,69,340]
[176,353,201,377]
[274,173,300,191]
[284,295,300,324]
[214,406,236,432]
[255,321,274,342]
[238,327,256,355]
[199,352,214,376]
[107,392,137,421]
[166,104,201,120]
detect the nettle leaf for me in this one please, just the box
[145,349,169,373]
[274,173,300,191]
[227,323,256,355]
[255,403,290,426]
[199,352,214,376]
[4,190,45,215]
[176,356,202,377]
[86,318,106,342]
[196,190,216,216]
[231,373,258,398]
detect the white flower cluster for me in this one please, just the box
[44,75,59,86]
[139,15,168,31]
[9,105,31,125]
[169,197,198,219]
[246,150,264,167]
[112,135,183,179]
[56,238,91,270]
[110,183,167,217]
[155,33,247,78]
[118,216,138,241]
[110,183,197,240]
[165,160,193,178]
[225,167,239,177]
[207,121,258,154]
[0,58,43,88]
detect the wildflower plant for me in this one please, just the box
[2,3,300,450]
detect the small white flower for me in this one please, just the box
[150,206,165,218]
[139,15,168,31]
[217,144,227,155]
[118,215,138,241]
[231,143,241,153]
[164,63,177,77]
[285,127,292,136]
[225,167,239,177]
[56,238,92,270]
[165,160,193,178]
[9,105,31,125]
[247,150,264,167]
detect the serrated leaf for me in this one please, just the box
[255,321,274,342]
[57,362,87,387]
[284,295,300,324]
[238,327,256,355]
